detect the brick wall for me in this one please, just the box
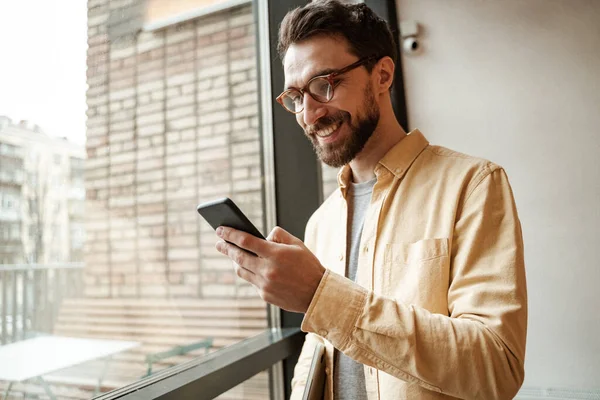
[85,0,261,299]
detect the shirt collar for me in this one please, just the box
[337,129,429,192]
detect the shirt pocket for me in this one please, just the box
[382,238,450,313]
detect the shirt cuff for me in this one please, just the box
[301,269,368,350]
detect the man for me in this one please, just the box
[214,1,527,399]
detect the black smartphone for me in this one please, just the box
[196,197,266,240]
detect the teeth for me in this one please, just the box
[315,122,340,138]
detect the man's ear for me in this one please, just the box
[374,56,395,93]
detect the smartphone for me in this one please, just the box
[196,197,266,240]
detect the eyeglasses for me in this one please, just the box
[276,57,376,114]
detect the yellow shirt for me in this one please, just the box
[291,130,527,400]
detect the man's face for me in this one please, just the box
[283,35,380,168]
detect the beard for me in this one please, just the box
[305,85,380,168]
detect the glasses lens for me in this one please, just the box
[308,78,333,102]
[282,90,303,113]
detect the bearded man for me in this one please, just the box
[215,1,527,399]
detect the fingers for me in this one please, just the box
[232,260,257,286]
[217,227,270,257]
[216,239,272,300]
[215,240,258,278]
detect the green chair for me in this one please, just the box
[143,338,214,378]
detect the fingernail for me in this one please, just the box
[216,227,223,236]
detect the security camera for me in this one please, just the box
[399,21,421,55]
[402,37,420,55]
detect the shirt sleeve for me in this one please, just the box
[301,167,528,400]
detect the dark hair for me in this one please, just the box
[277,0,397,72]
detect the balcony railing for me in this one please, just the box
[0,209,21,221]
[0,148,24,159]
[0,263,84,344]
[0,171,24,186]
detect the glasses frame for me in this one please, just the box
[276,56,377,114]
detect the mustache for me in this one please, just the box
[306,112,350,135]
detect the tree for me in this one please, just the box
[25,155,57,264]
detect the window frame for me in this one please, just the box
[94,328,305,400]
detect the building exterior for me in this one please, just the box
[84,0,339,299]
[86,0,256,299]
[0,118,25,264]
[0,116,86,265]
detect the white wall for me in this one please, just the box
[396,0,600,392]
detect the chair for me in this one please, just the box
[143,337,214,377]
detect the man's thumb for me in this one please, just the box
[267,226,299,244]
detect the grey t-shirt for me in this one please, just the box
[333,177,376,400]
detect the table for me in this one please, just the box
[0,335,140,399]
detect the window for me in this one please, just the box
[1,190,20,210]
[10,223,20,240]
[0,0,274,398]
[0,142,20,157]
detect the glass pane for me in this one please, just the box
[217,368,269,400]
[0,0,270,398]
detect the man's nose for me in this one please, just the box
[302,94,327,127]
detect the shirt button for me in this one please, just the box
[369,367,374,376]
[339,254,344,261]
[319,329,328,336]
[363,246,369,253]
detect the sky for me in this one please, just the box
[0,1,88,145]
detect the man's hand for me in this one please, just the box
[215,226,325,313]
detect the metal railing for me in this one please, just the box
[93,327,304,400]
[0,263,84,344]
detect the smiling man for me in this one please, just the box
[214,1,527,399]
